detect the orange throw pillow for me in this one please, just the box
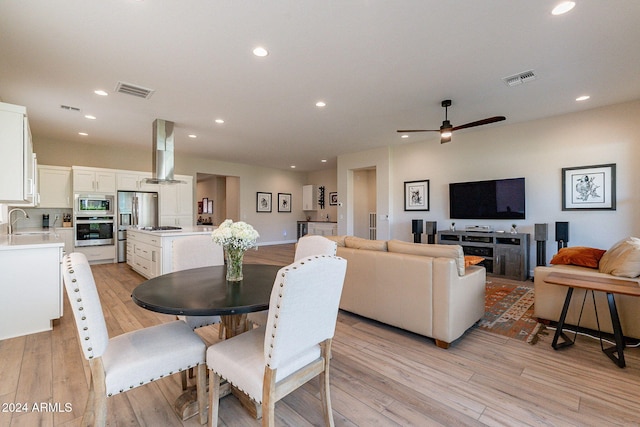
[464,255,484,267]
[550,246,606,269]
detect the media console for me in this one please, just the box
[438,230,530,281]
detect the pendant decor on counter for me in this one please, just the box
[212,219,260,282]
[318,186,325,209]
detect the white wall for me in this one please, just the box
[339,100,640,269]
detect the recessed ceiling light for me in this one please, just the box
[188,134,197,138]
[84,114,96,120]
[552,1,575,15]
[78,132,88,136]
[214,118,225,124]
[253,47,269,57]
[290,165,296,169]
[576,95,590,101]
[94,90,108,96]
[401,134,409,139]
[316,101,326,107]
[321,159,327,163]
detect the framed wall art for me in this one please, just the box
[404,179,430,211]
[329,192,338,206]
[562,163,616,210]
[256,192,272,212]
[278,193,292,212]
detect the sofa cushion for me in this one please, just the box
[387,240,465,276]
[550,246,606,269]
[599,237,640,278]
[324,235,346,247]
[344,236,388,251]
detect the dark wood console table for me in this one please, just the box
[545,272,640,368]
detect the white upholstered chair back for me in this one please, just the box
[62,252,109,360]
[294,235,338,262]
[264,255,347,369]
[172,235,224,271]
[172,235,224,332]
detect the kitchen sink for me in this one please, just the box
[11,231,52,236]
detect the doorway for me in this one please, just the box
[196,173,240,225]
[352,167,376,239]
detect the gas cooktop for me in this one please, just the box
[139,226,182,231]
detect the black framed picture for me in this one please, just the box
[562,163,616,210]
[329,192,338,206]
[256,192,272,212]
[404,180,429,211]
[278,193,292,212]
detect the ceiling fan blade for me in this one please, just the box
[396,129,440,133]
[452,116,506,131]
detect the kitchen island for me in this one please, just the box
[126,226,216,279]
[0,232,64,340]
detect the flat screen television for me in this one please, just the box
[449,177,525,220]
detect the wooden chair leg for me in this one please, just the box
[209,370,221,427]
[196,364,207,425]
[87,358,107,427]
[319,341,335,427]
[262,368,277,427]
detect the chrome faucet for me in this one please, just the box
[8,208,29,234]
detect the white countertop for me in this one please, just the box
[0,228,65,250]
[127,225,216,237]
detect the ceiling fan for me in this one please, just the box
[397,100,506,143]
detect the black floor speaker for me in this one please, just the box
[555,222,569,250]
[425,221,437,244]
[412,220,423,243]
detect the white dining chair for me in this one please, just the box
[206,255,347,426]
[172,235,225,389]
[246,235,338,327]
[62,253,207,426]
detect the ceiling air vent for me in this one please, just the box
[60,104,81,112]
[115,81,155,99]
[502,70,537,87]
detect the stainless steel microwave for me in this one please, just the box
[75,194,115,215]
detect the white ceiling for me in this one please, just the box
[1,1,639,172]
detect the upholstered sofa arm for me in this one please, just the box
[432,258,486,345]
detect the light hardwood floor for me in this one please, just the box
[2,244,640,426]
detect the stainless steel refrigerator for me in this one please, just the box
[117,191,158,262]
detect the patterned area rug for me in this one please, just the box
[478,278,540,341]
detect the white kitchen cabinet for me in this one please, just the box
[74,245,116,264]
[38,165,72,208]
[159,175,193,227]
[73,166,116,193]
[117,171,159,192]
[302,185,318,211]
[0,244,63,340]
[127,230,161,278]
[0,102,36,204]
[308,222,337,236]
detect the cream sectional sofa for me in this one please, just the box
[327,236,486,348]
[534,237,640,339]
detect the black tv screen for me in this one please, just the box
[449,178,525,220]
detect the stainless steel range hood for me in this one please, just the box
[143,119,185,184]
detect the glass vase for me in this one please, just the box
[225,248,245,282]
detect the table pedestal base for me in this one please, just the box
[174,381,231,421]
[221,313,249,339]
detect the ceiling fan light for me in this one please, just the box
[440,134,452,144]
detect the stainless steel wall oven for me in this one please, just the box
[75,216,115,247]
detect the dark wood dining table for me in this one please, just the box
[132,263,281,338]
[131,263,282,420]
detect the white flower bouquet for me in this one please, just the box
[212,219,259,252]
